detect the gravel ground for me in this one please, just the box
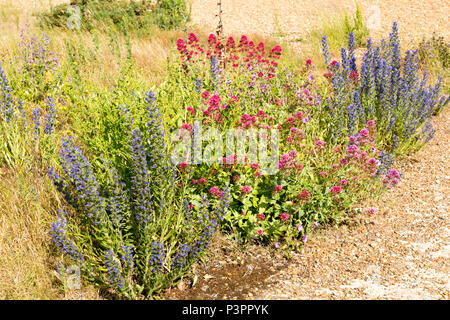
[189,0,450,44]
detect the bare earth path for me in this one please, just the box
[184,0,450,300]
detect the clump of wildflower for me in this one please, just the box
[330,186,342,195]
[278,150,303,171]
[172,243,191,270]
[18,27,58,77]
[32,107,41,137]
[240,185,252,194]
[298,190,311,202]
[44,97,57,134]
[50,211,84,263]
[104,250,125,289]
[121,244,134,270]
[382,169,401,189]
[0,61,18,121]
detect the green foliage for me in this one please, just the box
[0,117,30,169]
[310,2,369,53]
[36,0,189,35]
[418,33,450,93]
[419,33,449,70]
[344,2,369,47]
[153,0,191,31]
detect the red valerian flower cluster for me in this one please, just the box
[177,33,283,78]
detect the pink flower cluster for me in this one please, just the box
[297,190,311,204]
[285,111,307,127]
[330,185,342,195]
[296,88,316,105]
[314,139,325,151]
[278,150,303,171]
[280,213,290,222]
[298,190,311,200]
[332,121,379,176]
[192,178,207,185]
[240,185,252,194]
[201,92,226,124]
[177,33,283,78]
[382,169,400,189]
[209,186,224,198]
[241,113,257,128]
[222,154,238,165]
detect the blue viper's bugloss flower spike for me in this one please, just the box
[0,61,16,121]
[32,107,41,138]
[211,56,219,90]
[55,137,105,225]
[44,96,57,134]
[347,32,357,73]
[191,188,230,259]
[104,250,125,289]
[144,90,177,188]
[171,243,192,270]
[195,78,202,93]
[145,90,156,106]
[348,32,355,54]
[118,104,135,131]
[16,99,28,131]
[321,35,331,66]
[214,187,230,221]
[149,241,165,272]
[353,90,366,124]
[50,211,85,263]
[130,128,154,226]
[121,244,134,270]
[346,103,357,137]
[341,47,349,79]
[391,134,400,152]
[376,151,394,178]
[105,163,129,228]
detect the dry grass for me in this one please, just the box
[0,168,102,299]
[0,169,59,299]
